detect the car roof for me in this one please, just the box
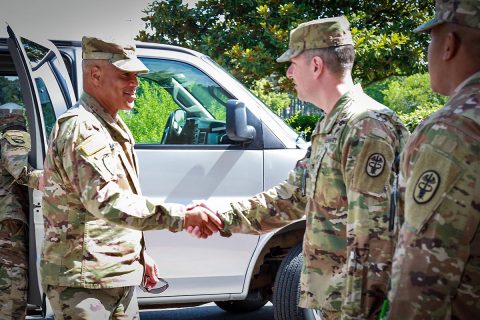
[50,39,203,57]
[0,37,203,58]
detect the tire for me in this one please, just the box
[273,243,321,320]
[215,290,268,313]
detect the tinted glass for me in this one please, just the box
[21,38,51,69]
[34,78,56,138]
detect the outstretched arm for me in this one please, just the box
[1,130,43,190]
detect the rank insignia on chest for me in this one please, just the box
[413,170,441,204]
[365,153,385,177]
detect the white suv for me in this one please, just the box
[1,26,316,320]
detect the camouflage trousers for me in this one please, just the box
[0,219,28,320]
[46,285,140,320]
[0,265,28,320]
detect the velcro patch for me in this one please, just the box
[351,137,394,195]
[78,135,108,156]
[405,144,462,233]
[2,130,30,148]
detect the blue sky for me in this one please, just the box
[0,0,197,41]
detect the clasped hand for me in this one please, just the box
[183,200,222,239]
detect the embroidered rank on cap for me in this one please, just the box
[413,170,441,204]
[365,153,385,177]
[79,136,107,156]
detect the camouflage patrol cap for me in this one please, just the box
[0,102,26,132]
[82,36,149,73]
[277,16,354,63]
[414,0,480,32]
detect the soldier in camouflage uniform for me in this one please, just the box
[0,102,43,320]
[387,0,480,318]
[41,36,222,320]
[190,16,409,319]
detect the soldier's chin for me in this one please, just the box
[122,101,135,110]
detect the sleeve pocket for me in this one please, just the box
[404,144,462,233]
[350,137,394,195]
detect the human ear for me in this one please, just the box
[86,65,102,87]
[311,56,324,77]
[443,32,460,61]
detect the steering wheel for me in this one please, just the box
[161,110,186,144]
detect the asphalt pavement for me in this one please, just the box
[28,302,275,320]
[140,302,274,320]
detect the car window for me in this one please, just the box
[16,37,73,139]
[120,58,233,145]
[0,75,56,140]
[34,78,56,138]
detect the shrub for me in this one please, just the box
[365,73,446,132]
[120,78,178,143]
[285,112,321,141]
[250,78,290,115]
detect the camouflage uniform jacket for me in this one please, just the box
[41,93,185,289]
[0,129,42,267]
[388,71,480,319]
[0,129,42,223]
[222,86,409,318]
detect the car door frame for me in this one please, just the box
[7,25,76,309]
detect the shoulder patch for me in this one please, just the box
[365,153,386,177]
[350,136,394,195]
[405,144,462,232]
[413,170,441,204]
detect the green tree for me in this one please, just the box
[120,78,178,143]
[0,76,23,105]
[139,0,433,92]
[382,73,446,114]
[285,111,321,141]
[381,73,447,132]
[250,78,290,115]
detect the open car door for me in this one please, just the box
[7,25,76,311]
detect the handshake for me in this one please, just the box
[183,200,225,239]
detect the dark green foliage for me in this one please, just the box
[365,73,447,132]
[285,112,321,141]
[119,78,178,143]
[0,77,23,105]
[139,0,434,92]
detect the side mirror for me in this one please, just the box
[226,99,256,142]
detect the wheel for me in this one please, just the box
[273,243,321,320]
[215,290,268,313]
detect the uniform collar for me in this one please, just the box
[313,84,363,135]
[452,70,480,95]
[80,92,132,142]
